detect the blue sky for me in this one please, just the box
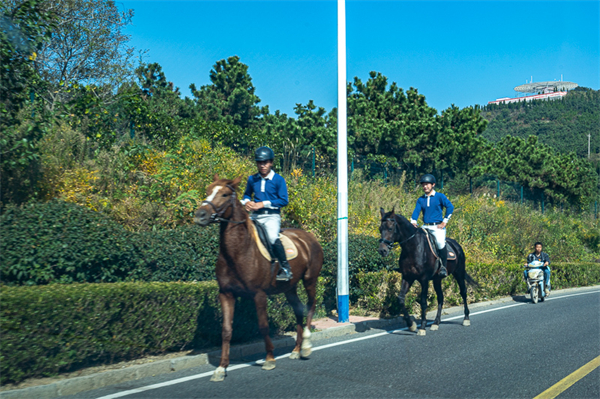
[120,0,600,116]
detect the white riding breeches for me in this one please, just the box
[423,225,446,249]
[252,213,281,244]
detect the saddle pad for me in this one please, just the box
[249,223,298,261]
[422,228,457,261]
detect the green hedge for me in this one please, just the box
[0,201,221,285]
[0,201,140,285]
[0,280,326,385]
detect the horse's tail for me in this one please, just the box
[464,272,479,288]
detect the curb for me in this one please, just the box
[2,285,598,399]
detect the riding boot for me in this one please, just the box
[272,239,293,281]
[438,246,448,278]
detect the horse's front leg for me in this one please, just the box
[211,292,235,382]
[430,278,444,331]
[254,291,276,370]
[417,279,429,336]
[398,278,416,332]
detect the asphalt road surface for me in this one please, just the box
[70,288,600,399]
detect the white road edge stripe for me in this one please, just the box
[95,289,599,399]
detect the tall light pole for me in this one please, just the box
[337,0,349,323]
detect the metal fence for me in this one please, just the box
[284,149,599,219]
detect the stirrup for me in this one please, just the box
[438,265,448,277]
[276,268,292,281]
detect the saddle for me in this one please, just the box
[421,228,457,261]
[250,221,298,261]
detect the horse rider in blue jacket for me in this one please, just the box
[410,174,455,278]
[241,146,292,281]
[525,242,551,296]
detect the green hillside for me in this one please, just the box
[480,88,600,158]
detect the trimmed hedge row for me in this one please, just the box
[352,262,600,317]
[0,280,326,385]
[0,200,221,285]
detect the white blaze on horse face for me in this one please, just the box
[205,186,223,202]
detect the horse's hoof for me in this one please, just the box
[409,323,417,332]
[262,360,276,370]
[463,319,471,327]
[210,367,226,382]
[417,329,426,336]
[289,351,301,360]
[430,324,439,331]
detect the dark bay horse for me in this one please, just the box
[378,208,478,336]
[194,175,323,382]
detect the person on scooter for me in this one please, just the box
[410,174,454,278]
[241,146,292,281]
[524,242,551,296]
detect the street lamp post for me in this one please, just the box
[336,0,349,323]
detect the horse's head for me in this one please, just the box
[194,174,243,226]
[378,207,397,257]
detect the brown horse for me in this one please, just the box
[194,175,324,382]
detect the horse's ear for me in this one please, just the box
[213,173,219,182]
[391,206,395,214]
[231,176,242,188]
[380,207,385,220]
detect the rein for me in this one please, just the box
[201,185,246,225]
[379,216,417,249]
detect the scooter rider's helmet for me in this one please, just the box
[255,146,275,162]
[419,174,436,184]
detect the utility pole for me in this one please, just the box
[588,133,591,158]
[336,0,349,323]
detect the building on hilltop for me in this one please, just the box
[488,80,578,105]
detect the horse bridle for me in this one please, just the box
[379,217,417,250]
[201,185,245,224]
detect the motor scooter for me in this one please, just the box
[524,260,547,304]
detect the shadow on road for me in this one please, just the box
[511,295,530,303]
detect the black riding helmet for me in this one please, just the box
[255,146,275,162]
[419,174,436,184]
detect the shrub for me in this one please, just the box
[0,200,140,285]
[135,224,220,282]
[0,280,326,385]
[0,201,222,285]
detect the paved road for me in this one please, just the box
[71,289,600,399]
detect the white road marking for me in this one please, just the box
[95,289,600,399]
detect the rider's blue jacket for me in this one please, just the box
[241,170,288,209]
[411,190,454,224]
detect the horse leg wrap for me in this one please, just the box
[301,326,312,357]
[210,366,227,382]
[262,360,276,370]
